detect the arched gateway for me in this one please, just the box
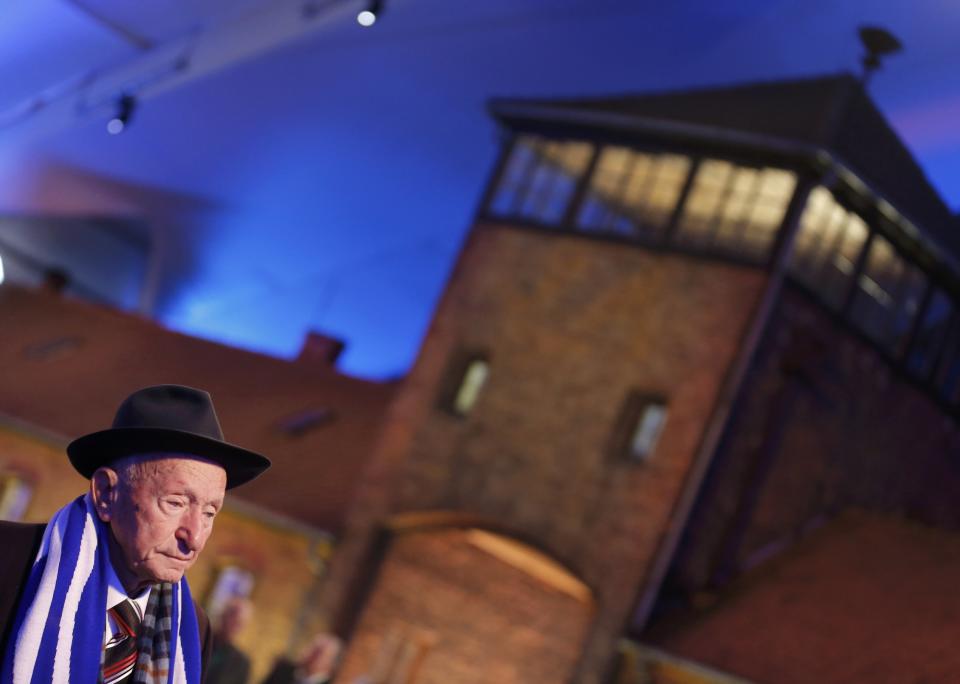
[335,521,594,684]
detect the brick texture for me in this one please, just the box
[668,285,960,595]
[652,509,960,684]
[0,284,395,533]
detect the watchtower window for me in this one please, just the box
[674,160,796,261]
[933,316,960,404]
[848,234,926,355]
[576,147,691,242]
[489,136,594,225]
[790,187,871,311]
[908,290,955,380]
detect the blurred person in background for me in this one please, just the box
[206,596,254,684]
[260,633,343,684]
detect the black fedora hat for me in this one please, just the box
[67,385,271,489]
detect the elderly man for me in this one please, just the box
[0,385,270,684]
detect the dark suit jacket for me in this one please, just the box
[260,659,333,684]
[0,520,214,680]
[260,660,298,684]
[206,638,252,684]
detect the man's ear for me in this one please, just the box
[90,467,120,523]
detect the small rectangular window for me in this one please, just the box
[439,351,490,417]
[629,403,669,459]
[0,474,33,521]
[453,359,489,415]
[609,392,668,463]
[276,407,337,437]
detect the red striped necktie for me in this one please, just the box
[103,599,142,684]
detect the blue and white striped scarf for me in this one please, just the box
[0,495,202,684]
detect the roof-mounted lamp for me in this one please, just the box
[858,25,903,86]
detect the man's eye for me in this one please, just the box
[165,499,185,509]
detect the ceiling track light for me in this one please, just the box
[357,0,383,27]
[107,93,136,135]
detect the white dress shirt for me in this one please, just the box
[103,558,151,647]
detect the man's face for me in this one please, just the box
[103,455,226,592]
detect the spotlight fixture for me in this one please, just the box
[357,0,383,27]
[107,94,136,135]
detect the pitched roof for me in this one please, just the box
[490,73,959,259]
[645,509,960,683]
[0,284,398,534]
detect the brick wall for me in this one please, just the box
[322,223,768,683]
[0,283,395,535]
[652,510,960,684]
[0,421,325,683]
[0,421,88,519]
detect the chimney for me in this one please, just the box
[42,267,70,295]
[297,331,345,366]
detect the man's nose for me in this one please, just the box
[176,508,204,549]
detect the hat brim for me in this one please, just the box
[67,427,271,490]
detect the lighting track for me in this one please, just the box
[60,0,155,51]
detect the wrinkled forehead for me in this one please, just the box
[115,452,227,494]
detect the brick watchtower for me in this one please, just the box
[320,74,960,684]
